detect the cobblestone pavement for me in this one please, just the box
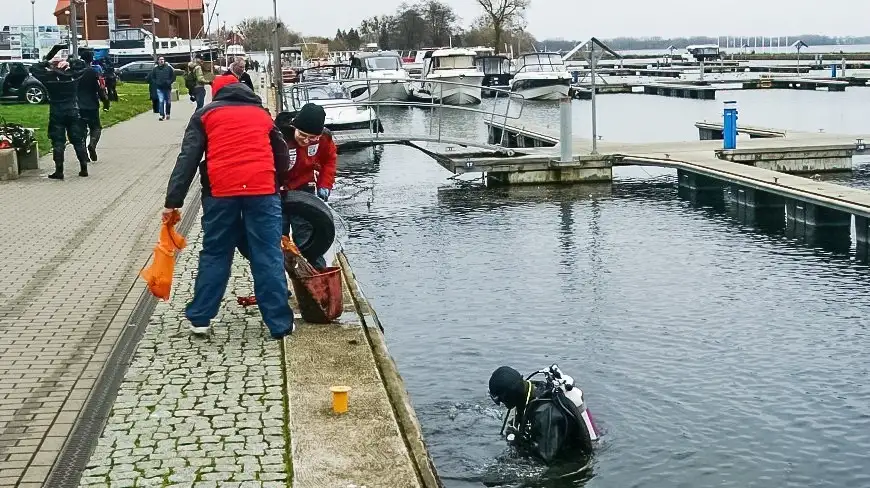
[78,216,290,488]
[0,100,198,486]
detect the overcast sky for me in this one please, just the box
[9,0,870,41]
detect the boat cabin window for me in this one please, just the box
[515,53,565,73]
[475,57,509,74]
[364,56,400,71]
[295,83,349,105]
[111,28,144,41]
[170,41,177,48]
[433,55,474,70]
[160,41,168,49]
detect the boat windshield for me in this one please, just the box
[301,83,349,101]
[433,55,475,70]
[365,56,400,70]
[475,57,510,74]
[516,53,565,73]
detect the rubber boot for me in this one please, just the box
[48,154,64,180]
[74,146,89,177]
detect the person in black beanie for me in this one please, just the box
[30,56,90,179]
[280,103,337,269]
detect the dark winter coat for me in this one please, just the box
[165,84,290,208]
[148,63,176,89]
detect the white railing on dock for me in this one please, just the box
[279,77,528,153]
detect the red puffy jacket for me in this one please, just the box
[284,127,337,191]
[164,84,289,208]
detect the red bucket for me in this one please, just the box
[289,267,343,323]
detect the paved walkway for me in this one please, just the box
[77,219,289,488]
[0,99,197,487]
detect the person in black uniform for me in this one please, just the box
[103,58,118,102]
[77,49,110,162]
[30,56,90,180]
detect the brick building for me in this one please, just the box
[54,0,204,41]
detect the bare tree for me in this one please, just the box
[420,0,457,47]
[474,0,529,52]
[237,17,301,51]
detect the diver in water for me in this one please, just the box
[488,364,600,464]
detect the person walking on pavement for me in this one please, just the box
[278,103,337,270]
[77,49,110,162]
[147,56,177,120]
[30,56,90,179]
[225,57,254,91]
[162,77,294,340]
[103,58,118,102]
[186,55,209,109]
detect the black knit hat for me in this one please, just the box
[489,366,526,408]
[293,103,326,135]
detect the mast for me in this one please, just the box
[106,0,116,40]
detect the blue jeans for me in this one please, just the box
[237,202,328,270]
[156,87,172,117]
[186,195,293,337]
[193,86,206,109]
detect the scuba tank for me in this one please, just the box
[556,373,600,442]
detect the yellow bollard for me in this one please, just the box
[330,386,351,414]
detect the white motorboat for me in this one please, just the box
[474,54,512,97]
[341,51,410,102]
[286,82,383,133]
[510,52,572,101]
[100,28,217,65]
[408,48,484,105]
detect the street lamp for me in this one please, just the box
[204,1,211,63]
[30,0,37,60]
[271,0,283,112]
[149,0,157,61]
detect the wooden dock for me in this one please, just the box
[439,120,870,243]
[640,83,718,100]
[742,77,849,91]
[695,121,789,140]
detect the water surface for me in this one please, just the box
[331,89,870,487]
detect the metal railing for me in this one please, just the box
[279,77,527,151]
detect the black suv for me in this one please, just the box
[0,60,48,104]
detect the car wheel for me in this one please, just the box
[25,86,46,104]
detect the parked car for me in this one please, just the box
[0,60,48,104]
[116,61,183,83]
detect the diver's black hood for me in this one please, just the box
[489,366,526,409]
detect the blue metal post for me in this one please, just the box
[723,100,738,150]
[572,71,580,84]
[830,64,837,78]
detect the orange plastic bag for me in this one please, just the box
[140,210,188,300]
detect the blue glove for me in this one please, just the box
[317,187,330,202]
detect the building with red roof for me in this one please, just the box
[54,0,204,41]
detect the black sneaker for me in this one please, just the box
[47,172,64,180]
[88,147,98,162]
[79,169,88,177]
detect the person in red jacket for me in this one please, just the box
[162,80,294,340]
[281,103,337,269]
